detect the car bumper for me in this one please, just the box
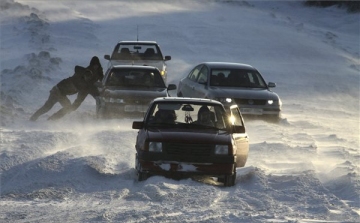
[137,152,236,177]
[223,103,280,116]
[240,107,281,116]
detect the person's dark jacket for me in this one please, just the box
[56,66,90,96]
[47,66,95,120]
[48,57,104,120]
[68,66,97,111]
[85,60,104,97]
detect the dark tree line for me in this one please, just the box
[305,1,360,12]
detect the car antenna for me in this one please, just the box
[137,25,139,41]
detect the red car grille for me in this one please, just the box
[164,143,213,156]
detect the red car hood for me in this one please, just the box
[147,128,231,144]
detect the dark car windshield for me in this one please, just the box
[146,102,229,130]
[210,69,267,88]
[105,68,166,88]
[111,43,163,60]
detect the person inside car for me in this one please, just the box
[154,109,176,124]
[143,72,154,87]
[194,105,215,127]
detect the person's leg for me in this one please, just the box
[47,94,72,120]
[29,87,59,121]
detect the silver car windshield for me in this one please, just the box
[210,69,267,88]
[112,44,163,60]
[147,102,229,130]
[105,69,166,88]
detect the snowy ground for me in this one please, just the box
[0,0,359,222]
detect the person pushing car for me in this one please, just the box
[29,56,103,121]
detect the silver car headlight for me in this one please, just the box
[267,100,274,105]
[149,142,162,152]
[217,98,233,104]
[215,144,229,155]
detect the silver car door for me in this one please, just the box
[180,65,203,97]
[192,65,209,98]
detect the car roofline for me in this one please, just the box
[152,97,223,105]
[200,62,256,70]
[110,65,160,70]
[117,41,158,44]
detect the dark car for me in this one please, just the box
[177,62,282,121]
[132,97,249,186]
[96,65,176,118]
[104,41,171,82]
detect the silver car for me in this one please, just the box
[96,65,176,118]
[177,62,281,120]
[104,41,171,82]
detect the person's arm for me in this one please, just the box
[98,68,104,81]
[71,91,88,111]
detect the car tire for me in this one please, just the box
[223,167,236,187]
[135,154,149,181]
[137,171,149,181]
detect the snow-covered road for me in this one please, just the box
[1,1,359,222]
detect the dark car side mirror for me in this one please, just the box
[132,121,144,129]
[268,82,276,88]
[104,55,111,60]
[232,125,246,134]
[167,84,177,91]
[164,56,171,61]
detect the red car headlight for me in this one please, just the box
[214,144,229,155]
[148,142,162,152]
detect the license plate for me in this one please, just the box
[240,108,263,115]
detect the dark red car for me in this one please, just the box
[132,97,249,186]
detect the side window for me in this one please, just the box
[188,65,203,82]
[197,66,209,83]
[230,106,243,126]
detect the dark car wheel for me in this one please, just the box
[135,154,149,181]
[223,168,236,187]
[137,171,149,181]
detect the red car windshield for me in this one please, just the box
[147,102,228,130]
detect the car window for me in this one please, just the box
[247,72,266,87]
[188,65,203,82]
[210,69,267,88]
[229,107,244,126]
[147,102,227,129]
[105,69,165,88]
[112,43,163,60]
[197,66,209,84]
